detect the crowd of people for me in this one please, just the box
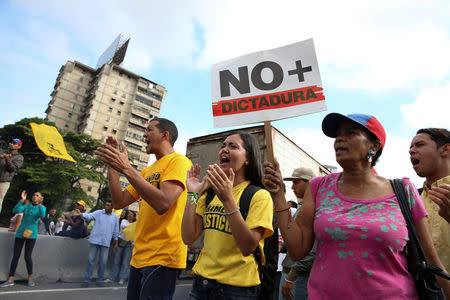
[0,115,449,300]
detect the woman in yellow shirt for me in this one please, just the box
[182,131,273,299]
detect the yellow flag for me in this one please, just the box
[123,222,136,241]
[29,122,77,163]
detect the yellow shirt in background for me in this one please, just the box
[421,175,450,272]
[126,152,192,269]
[193,181,274,287]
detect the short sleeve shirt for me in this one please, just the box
[307,173,427,300]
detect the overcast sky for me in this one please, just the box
[1,0,450,187]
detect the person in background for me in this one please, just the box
[0,138,24,213]
[54,217,64,235]
[56,200,87,238]
[106,210,137,285]
[264,113,450,299]
[0,190,45,288]
[409,128,450,272]
[79,200,119,287]
[279,167,317,300]
[8,199,28,233]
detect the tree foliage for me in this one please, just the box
[0,117,109,225]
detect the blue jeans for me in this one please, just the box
[188,275,260,300]
[109,244,133,281]
[279,272,308,300]
[127,265,180,300]
[84,243,110,282]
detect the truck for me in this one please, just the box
[184,124,332,269]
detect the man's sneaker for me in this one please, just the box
[96,281,105,287]
[0,281,14,288]
[104,279,113,283]
[118,280,124,285]
[27,280,35,287]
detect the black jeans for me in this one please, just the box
[127,265,180,300]
[9,238,37,276]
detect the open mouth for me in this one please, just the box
[411,157,420,167]
[220,156,230,164]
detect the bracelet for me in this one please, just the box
[223,207,240,216]
[187,192,198,205]
[275,206,291,213]
[285,279,295,284]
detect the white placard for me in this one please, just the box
[211,38,326,128]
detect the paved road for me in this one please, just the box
[0,279,193,300]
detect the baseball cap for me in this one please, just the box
[75,200,86,208]
[12,138,22,148]
[322,113,386,149]
[284,167,316,181]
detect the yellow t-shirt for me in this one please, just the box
[193,181,274,287]
[126,152,192,269]
[421,175,450,272]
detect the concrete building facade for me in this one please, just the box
[46,60,166,203]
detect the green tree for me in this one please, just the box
[0,117,109,225]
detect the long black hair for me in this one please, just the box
[225,131,264,188]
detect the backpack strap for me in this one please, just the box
[239,184,261,220]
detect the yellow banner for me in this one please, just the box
[29,122,76,163]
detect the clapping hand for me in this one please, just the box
[429,183,450,223]
[186,164,210,194]
[205,164,234,205]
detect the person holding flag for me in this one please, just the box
[0,138,24,213]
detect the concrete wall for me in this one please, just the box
[0,230,115,282]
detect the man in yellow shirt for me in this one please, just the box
[410,128,450,273]
[95,117,192,299]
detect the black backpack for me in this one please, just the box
[206,185,278,300]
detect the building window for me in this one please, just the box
[71,103,75,109]
[116,80,120,86]
[119,72,123,77]
[117,111,121,116]
[111,98,116,103]
[120,101,124,106]
[122,92,126,98]
[87,186,92,192]
[77,85,81,91]
[68,112,72,118]
[115,120,119,125]
[103,126,108,131]
[113,89,118,95]
[106,116,110,122]
[79,77,83,83]
[65,123,69,128]
[125,83,128,90]
[81,69,86,74]
[112,129,117,134]
[108,107,113,112]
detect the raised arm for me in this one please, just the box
[263,159,315,260]
[181,164,205,245]
[96,137,185,214]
